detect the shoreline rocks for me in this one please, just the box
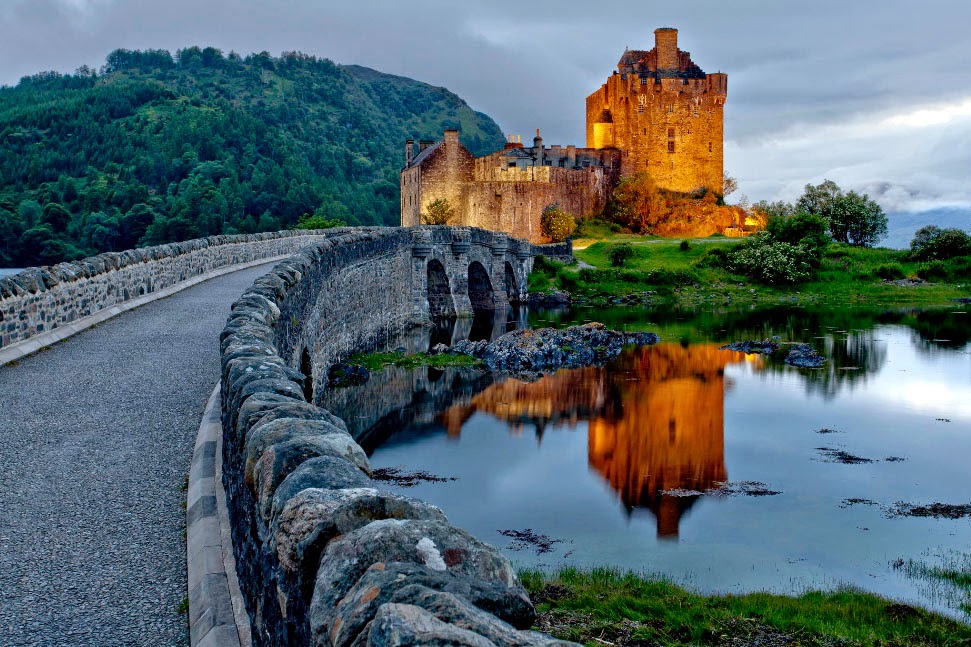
[720,339,826,368]
[450,322,659,376]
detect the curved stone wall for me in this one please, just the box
[0,229,355,351]
[219,226,575,646]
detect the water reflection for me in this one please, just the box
[439,344,755,537]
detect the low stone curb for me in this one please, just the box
[0,255,289,366]
[188,385,252,647]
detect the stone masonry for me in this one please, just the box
[219,226,575,645]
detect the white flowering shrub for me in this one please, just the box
[727,233,813,285]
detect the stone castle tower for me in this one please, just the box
[586,27,727,193]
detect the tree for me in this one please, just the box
[421,198,455,225]
[765,211,830,257]
[796,181,886,247]
[722,172,738,197]
[828,191,887,247]
[540,205,576,242]
[909,226,971,260]
[796,180,842,217]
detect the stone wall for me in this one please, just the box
[0,230,351,351]
[219,226,576,646]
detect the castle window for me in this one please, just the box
[667,128,674,138]
[668,105,674,113]
[709,142,713,153]
[637,105,644,114]
[668,141,675,153]
[508,162,517,168]
[640,76,647,85]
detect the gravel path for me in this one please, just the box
[0,264,273,647]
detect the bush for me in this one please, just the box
[293,214,345,230]
[608,243,636,267]
[679,240,690,251]
[695,247,726,268]
[909,226,971,261]
[766,212,830,252]
[917,260,949,281]
[540,205,577,242]
[726,233,813,284]
[874,263,905,280]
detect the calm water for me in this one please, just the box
[320,304,971,618]
[0,269,23,278]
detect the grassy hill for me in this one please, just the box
[0,47,505,266]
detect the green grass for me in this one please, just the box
[522,567,971,646]
[901,550,971,616]
[348,350,483,371]
[535,235,971,306]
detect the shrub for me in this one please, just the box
[725,233,813,284]
[917,260,949,281]
[874,263,905,280]
[608,243,636,267]
[540,205,577,242]
[695,247,726,268]
[909,226,971,261]
[421,198,455,225]
[679,240,690,251]
[293,214,345,230]
[766,211,830,252]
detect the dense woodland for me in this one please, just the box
[0,47,505,266]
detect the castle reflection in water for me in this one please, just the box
[439,344,758,537]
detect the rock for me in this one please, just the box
[449,323,658,375]
[952,297,971,304]
[334,582,569,647]
[272,488,447,590]
[429,343,449,355]
[252,435,372,520]
[244,418,360,485]
[359,602,496,647]
[244,401,348,438]
[270,456,372,524]
[329,363,370,387]
[526,291,571,307]
[310,519,532,638]
[719,340,779,354]
[785,343,826,368]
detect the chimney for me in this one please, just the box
[419,140,435,151]
[655,27,678,70]
[405,139,414,166]
[444,129,459,145]
[566,145,576,168]
[533,128,544,165]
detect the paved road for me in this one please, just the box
[0,264,273,647]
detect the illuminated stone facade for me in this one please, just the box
[401,27,727,241]
[586,27,727,192]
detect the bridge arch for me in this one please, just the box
[467,261,495,311]
[426,258,456,318]
[504,261,521,302]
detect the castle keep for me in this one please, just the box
[401,27,727,242]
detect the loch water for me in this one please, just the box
[318,303,971,618]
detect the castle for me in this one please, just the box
[401,27,728,243]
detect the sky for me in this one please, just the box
[2,0,970,214]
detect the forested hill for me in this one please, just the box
[0,47,505,266]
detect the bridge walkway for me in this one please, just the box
[0,263,274,647]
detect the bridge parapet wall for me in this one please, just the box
[219,226,575,646]
[0,229,353,352]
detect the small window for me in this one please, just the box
[637,105,644,114]
[640,76,647,85]
[708,142,713,153]
[668,105,674,113]
[508,161,517,168]
[668,141,675,153]
[667,128,674,138]
[643,128,647,135]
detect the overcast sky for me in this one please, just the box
[2,0,970,213]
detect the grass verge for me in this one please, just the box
[522,567,971,646]
[347,350,483,371]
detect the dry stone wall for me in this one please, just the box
[0,230,348,351]
[219,226,576,646]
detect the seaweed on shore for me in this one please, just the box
[371,467,457,487]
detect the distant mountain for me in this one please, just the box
[883,208,971,249]
[0,48,505,266]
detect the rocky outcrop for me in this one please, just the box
[719,339,826,368]
[219,228,578,646]
[450,322,659,375]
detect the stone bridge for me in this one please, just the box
[0,226,575,647]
